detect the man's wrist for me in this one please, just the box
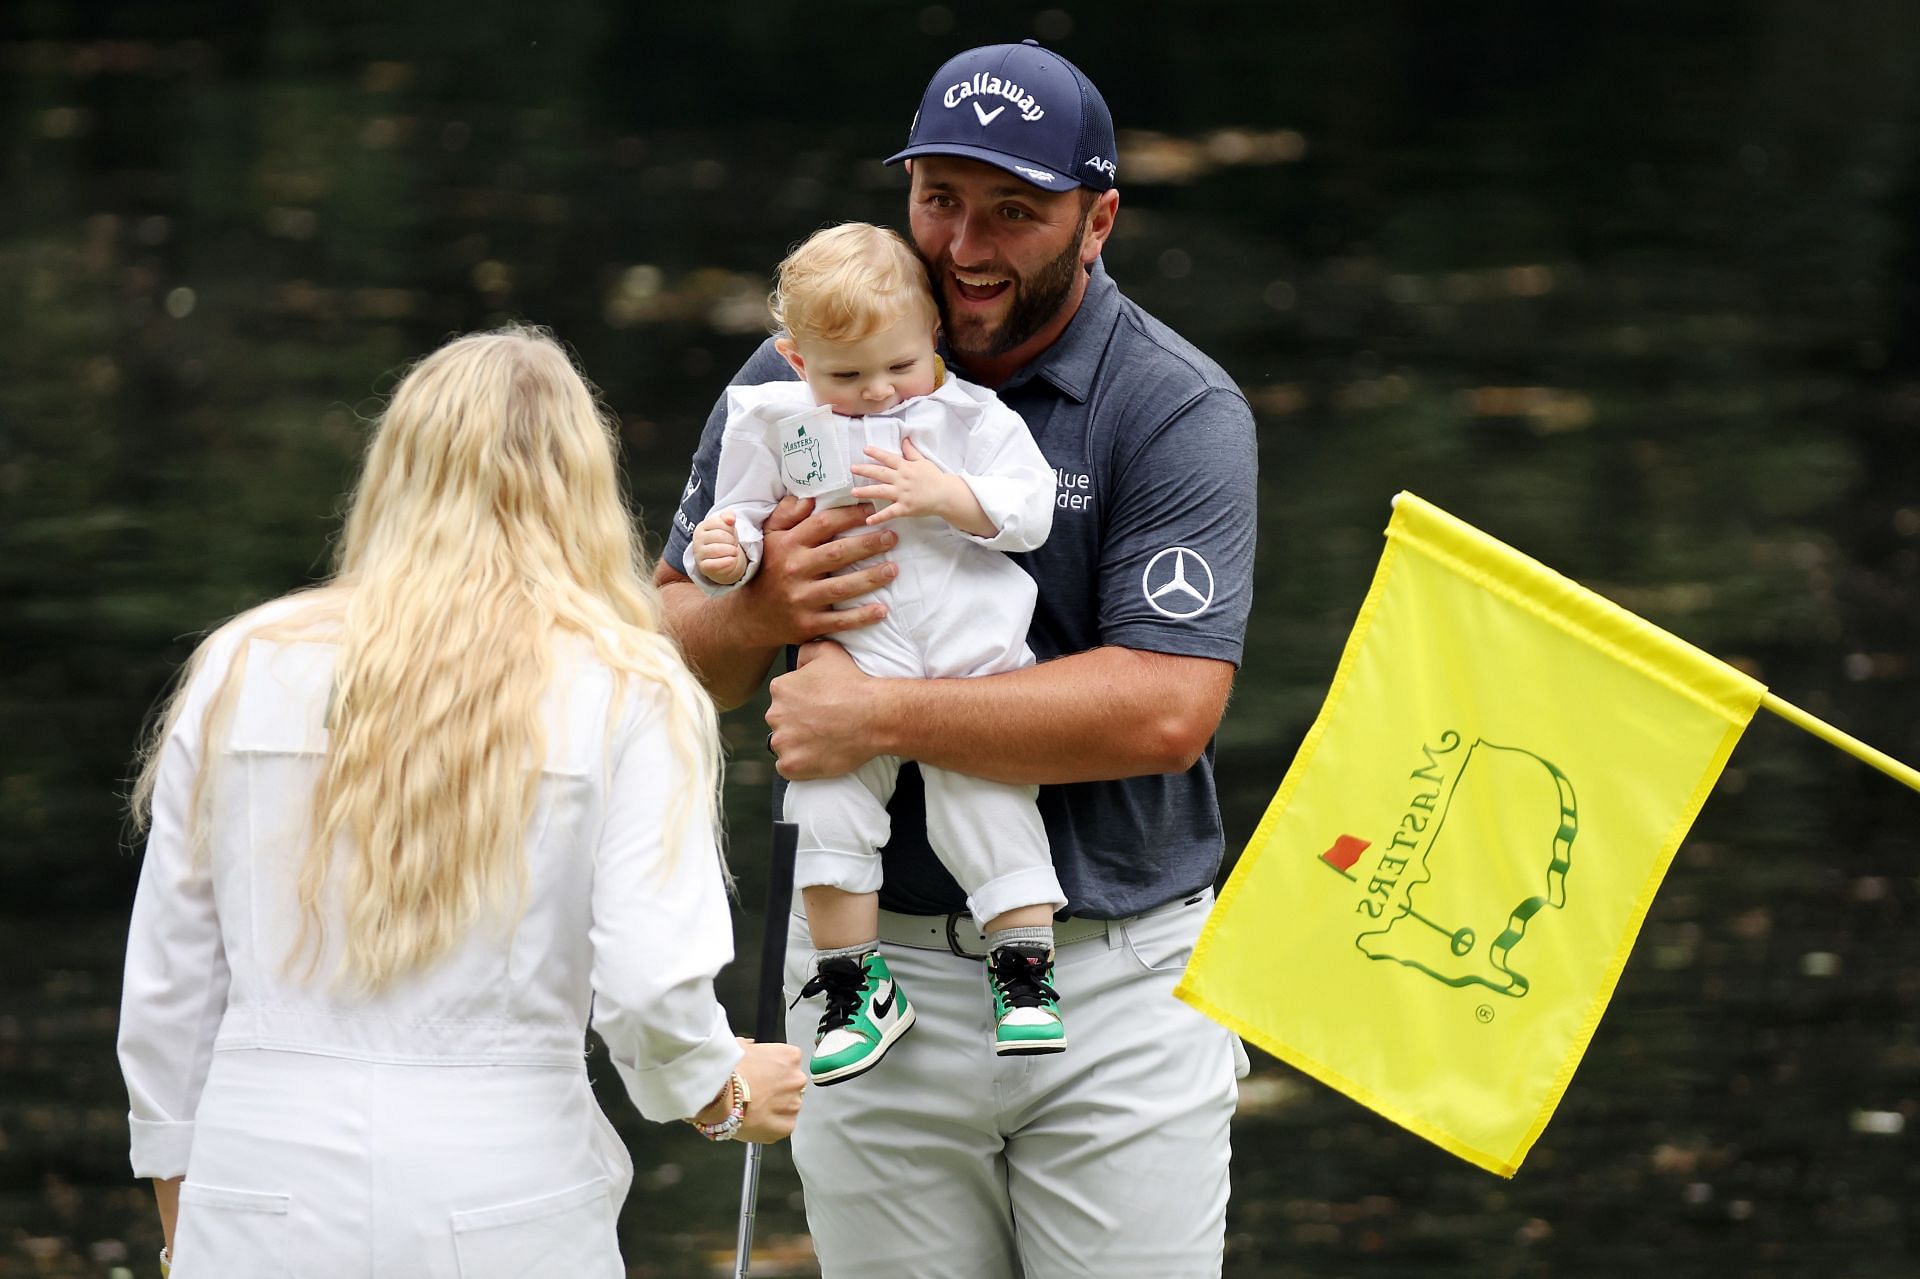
[864,672,914,759]
[658,576,781,709]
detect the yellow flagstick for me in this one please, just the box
[1760,692,1920,795]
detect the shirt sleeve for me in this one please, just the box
[661,340,798,579]
[118,639,237,1179]
[1096,386,1257,665]
[682,404,783,595]
[951,395,1055,553]
[587,679,743,1122]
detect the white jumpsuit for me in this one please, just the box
[118,604,743,1278]
[684,376,1063,926]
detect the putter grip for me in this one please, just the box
[752,821,798,1045]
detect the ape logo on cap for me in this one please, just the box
[942,72,1047,123]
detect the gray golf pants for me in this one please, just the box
[782,892,1247,1278]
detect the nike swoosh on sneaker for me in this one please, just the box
[871,980,897,1021]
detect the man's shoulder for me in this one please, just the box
[732,337,799,386]
[1106,289,1245,408]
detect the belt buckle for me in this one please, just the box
[943,913,987,962]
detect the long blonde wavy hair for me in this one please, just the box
[130,326,722,993]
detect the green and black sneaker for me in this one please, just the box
[988,943,1066,1056]
[800,950,916,1086]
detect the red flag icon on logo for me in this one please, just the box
[1321,835,1370,876]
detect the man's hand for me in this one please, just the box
[655,495,899,710]
[766,641,885,779]
[851,437,997,538]
[744,497,900,645]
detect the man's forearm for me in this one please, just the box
[658,575,781,711]
[866,648,1233,786]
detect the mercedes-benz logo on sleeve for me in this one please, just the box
[1141,547,1216,619]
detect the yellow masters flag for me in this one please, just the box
[1176,492,1765,1177]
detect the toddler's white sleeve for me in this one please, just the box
[954,397,1055,553]
[683,400,783,594]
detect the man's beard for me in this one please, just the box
[932,208,1091,361]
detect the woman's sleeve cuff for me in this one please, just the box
[128,1116,194,1179]
[610,1007,744,1122]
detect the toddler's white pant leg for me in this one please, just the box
[785,755,900,895]
[920,766,1063,928]
[781,896,1242,1279]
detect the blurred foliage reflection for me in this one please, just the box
[2,2,1917,1276]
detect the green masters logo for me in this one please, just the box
[1320,731,1578,998]
[781,420,827,488]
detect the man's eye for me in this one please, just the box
[1001,206,1032,221]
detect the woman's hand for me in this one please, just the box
[734,1039,806,1142]
[692,1038,806,1143]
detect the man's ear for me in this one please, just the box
[774,336,805,378]
[1080,189,1120,266]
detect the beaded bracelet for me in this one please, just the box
[686,1070,751,1142]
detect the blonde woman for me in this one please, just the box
[118,327,804,1278]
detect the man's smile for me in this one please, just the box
[950,270,1012,304]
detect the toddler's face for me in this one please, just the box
[784,314,940,417]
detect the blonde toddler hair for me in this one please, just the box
[769,222,938,345]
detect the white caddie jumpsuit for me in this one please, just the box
[685,375,1064,926]
[118,603,743,1278]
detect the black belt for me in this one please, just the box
[873,893,1207,961]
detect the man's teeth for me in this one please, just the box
[955,273,1010,287]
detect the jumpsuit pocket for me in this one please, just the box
[451,1176,622,1279]
[171,1183,291,1278]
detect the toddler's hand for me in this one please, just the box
[852,438,997,538]
[693,511,747,584]
[852,438,963,526]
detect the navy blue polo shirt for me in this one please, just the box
[663,261,1257,918]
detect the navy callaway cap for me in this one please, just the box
[885,40,1117,192]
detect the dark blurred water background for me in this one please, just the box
[4,2,1917,1276]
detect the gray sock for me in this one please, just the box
[986,925,1054,955]
[816,940,878,964]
